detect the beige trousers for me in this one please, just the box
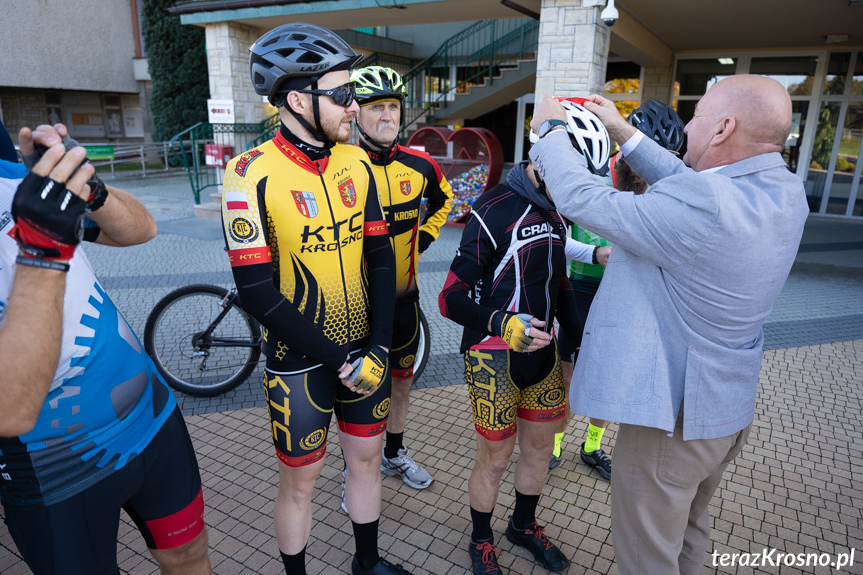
[610,418,751,575]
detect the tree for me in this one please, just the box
[141,0,209,141]
[810,105,836,170]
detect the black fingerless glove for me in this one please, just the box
[22,135,109,213]
[12,171,86,260]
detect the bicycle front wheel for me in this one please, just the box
[144,284,261,396]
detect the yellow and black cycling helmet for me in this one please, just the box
[351,66,407,105]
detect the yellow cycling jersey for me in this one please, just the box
[221,131,388,364]
[359,142,454,301]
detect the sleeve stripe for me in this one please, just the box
[364,220,388,236]
[228,246,272,267]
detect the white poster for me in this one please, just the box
[208,99,235,124]
[106,110,123,137]
[124,108,144,138]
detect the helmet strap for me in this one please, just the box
[532,167,548,197]
[284,75,334,147]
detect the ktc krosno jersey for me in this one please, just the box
[360,142,453,301]
[221,131,387,365]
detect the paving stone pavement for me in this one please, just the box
[1,174,861,574]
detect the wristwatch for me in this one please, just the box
[538,119,567,139]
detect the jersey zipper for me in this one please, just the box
[544,213,552,333]
[383,162,395,254]
[317,163,352,348]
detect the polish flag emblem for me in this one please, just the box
[225,192,249,211]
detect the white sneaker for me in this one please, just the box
[340,467,348,513]
[380,446,434,489]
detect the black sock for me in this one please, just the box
[470,506,494,542]
[280,547,306,574]
[511,490,540,530]
[352,519,380,570]
[384,431,404,459]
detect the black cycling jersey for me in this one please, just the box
[438,169,582,353]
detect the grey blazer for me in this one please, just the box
[530,132,808,440]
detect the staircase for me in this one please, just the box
[399,17,540,136]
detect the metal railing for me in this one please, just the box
[168,114,279,204]
[360,52,415,77]
[83,142,182,178]
[400,18,540,131]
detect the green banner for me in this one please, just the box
[83,145,115,161]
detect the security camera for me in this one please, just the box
[601,0,619,26]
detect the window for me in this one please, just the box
[604,61,641,117]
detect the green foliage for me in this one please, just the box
[141,0,209,141]
[835,156,856,173]
[811,106,836,167]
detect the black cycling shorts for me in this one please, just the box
[391,300,421,380]
[264,352,391,468]
[557,282,598,362]
[3,407,205,575]
[464,341,565,441]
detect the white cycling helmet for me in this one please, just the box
[530,98,610,176]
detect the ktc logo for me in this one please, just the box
[300,429,326,450]
[229,218,259,244]
[373,398,391,419]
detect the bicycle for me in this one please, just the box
[143,284,431,397]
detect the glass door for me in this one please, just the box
[806,51,863,216]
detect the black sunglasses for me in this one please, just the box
[295,83,356,107]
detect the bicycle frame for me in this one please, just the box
[196,290,261,350]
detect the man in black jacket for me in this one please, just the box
[438,158,586,574]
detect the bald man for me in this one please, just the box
[529,76,808,575]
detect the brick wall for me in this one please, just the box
[535,0,609,98]
[0,89,49,145]
[206,22,272,124]
[640,66,673,103]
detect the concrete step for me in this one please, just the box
[195,202,222,221]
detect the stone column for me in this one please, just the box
[205,21,272,124]
[640,65,673,103]
[535,0,610,98]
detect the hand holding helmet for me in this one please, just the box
[530,94,612,176]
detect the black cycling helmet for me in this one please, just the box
[250,23,363,99]
[627,99,685,153]
[249,23,363,144]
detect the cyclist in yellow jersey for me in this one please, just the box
[220,23,409,575]
[346,66,453,493]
